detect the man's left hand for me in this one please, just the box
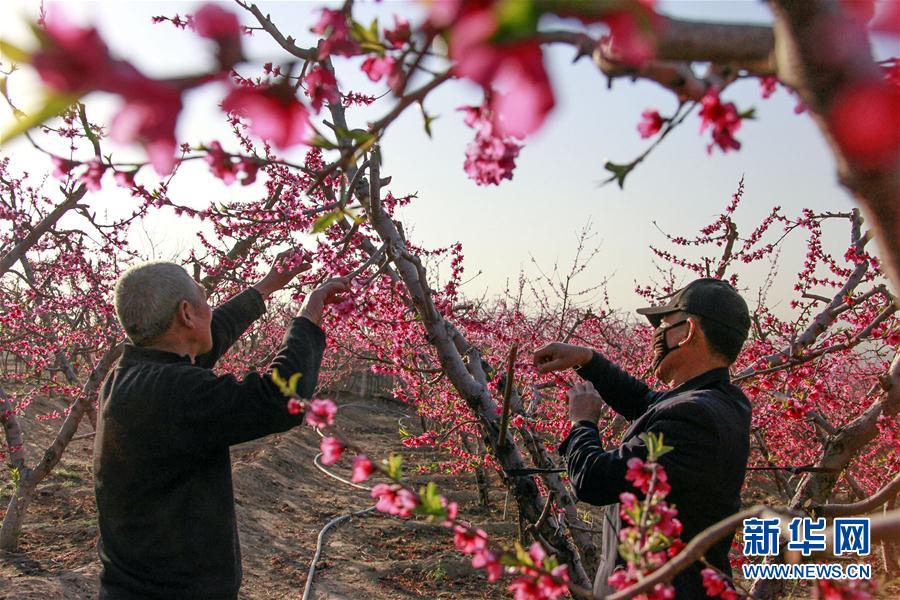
[567,381,603,425]
[253,249,312,299]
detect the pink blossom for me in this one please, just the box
[79,159,106,191]
[221,84,311,149]
[471,549,503,582]
[449,9,555,137]
[193,3,240,40]
[51,156,77,179]
[459,103,522,186]
[109,85,183,174]
[305,398,337,428]
[32,18,113,93]
[351,454,374,482]
[361,56,397,83]
[370,483,419,517]
[698,88,742,154]
[597,0,659,66]
[638,109,664,138]
[312,9,360,58]
[286,398,303,415]
[304,66,340,113]
[453,525,487,554]
[114,169,137,189]
[204,141,236,184]
[319,436,344,465]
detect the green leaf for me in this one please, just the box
[494,0,540,41]
[640,431,673,462]
[604,160,635,190]
[1,93,79,145]
[0,40,30,63]
[513,541,534,567]
[738,107,757,120]
[413,482,446,520]
[350,18,383,51]
[311,209,344,234]
[308,133,339,150]
[419,102,438,139]
[383,453,403,480]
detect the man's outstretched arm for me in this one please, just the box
[534,342,662,420]
[173,278,349,449]
[194,250,311,369]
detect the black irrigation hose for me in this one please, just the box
[302,401,411,599]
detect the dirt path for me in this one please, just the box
[0,395,515,599]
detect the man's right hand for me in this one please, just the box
[533,342,593,374]
[300,277,350,326]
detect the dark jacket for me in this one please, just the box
[559,353,751,598]
[94,288,325,599]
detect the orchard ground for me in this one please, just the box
[0,393,524,599]
[3,390,897,599]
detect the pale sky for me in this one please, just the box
[2,0,897,315]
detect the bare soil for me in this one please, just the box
[0,395,517,599]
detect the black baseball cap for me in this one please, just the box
[636,278,751,336]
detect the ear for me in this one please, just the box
[677,318,696,347]
[176,299,195,328]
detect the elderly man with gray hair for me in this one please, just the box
[94,252,348,599]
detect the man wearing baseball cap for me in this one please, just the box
[533,278,752,598]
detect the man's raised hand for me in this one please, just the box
[533,342,593,374]
[567,381,603,425]
[253,248,312,299]
[300,277,351,326]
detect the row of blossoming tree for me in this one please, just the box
[1,1,898,599]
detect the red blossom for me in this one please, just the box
[701,568,739,599]
[698,88,742,154]
[828,80,900,168]
[384,16,411,48]
[304,66,340,113]
[204,141,237,184]
[221,84,311,149]
[305,398,337,428]
[759,76,778,99]
[286,398,303,415]
[319,436,344,465]
[638,109,664,138]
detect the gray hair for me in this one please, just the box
[114,261,203,346]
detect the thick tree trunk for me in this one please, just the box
[0,343,121,551]
[768,0,900,303]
